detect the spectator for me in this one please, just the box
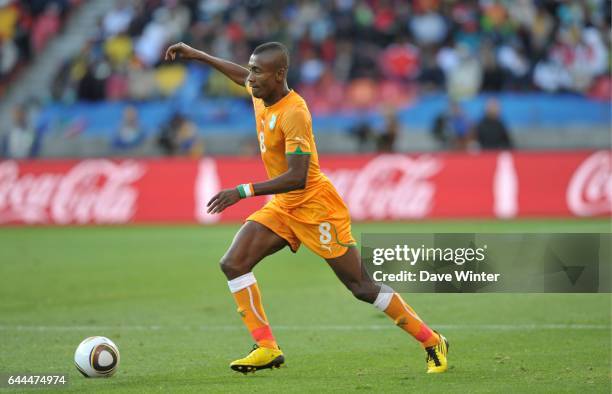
[134,9,170,67]
[102,0,133,37]
[446,44,482,99]
[3,104,37,158]
[111,105,145,151]
[349,119,373,153]
[157,113,181,156]
[157,113,204,157]
[0,36,18,76]
[431,110,452,150]
[376,106,399,153]
[409,8,447,47]
[497,39,530,89]
[476,98,513,150]
[529,4,555,56]
[380,38,420,80]
[104,33,132,67]
[418,49,445,91]
[77,62,108,101]
[300,48,325,85]
[431,101,472,150]
[163,0,191,41]
[31,2,60,53]
[175,116,204,157]
[437,39,459,76]
[480,40,504,91]
[0,1,19,41]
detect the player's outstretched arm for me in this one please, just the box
[206,155,309,214]
[165,42,249,86]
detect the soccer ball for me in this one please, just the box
[74,336,120,378]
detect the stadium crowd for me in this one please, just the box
[0,0,82,89]
[49,0,611,107]
[1,0,610,159]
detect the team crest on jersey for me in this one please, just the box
[269,114,277,131]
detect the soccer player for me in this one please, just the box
[165,41,449,374]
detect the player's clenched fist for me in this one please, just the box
[165,42,199,61]
[206,189,241,214]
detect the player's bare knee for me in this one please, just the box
[219,255,248,279]
[348,282,377,304]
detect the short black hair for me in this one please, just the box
[252,42,289,69]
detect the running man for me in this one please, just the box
[165,41,449,374]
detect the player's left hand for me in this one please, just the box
[206,189,241,214]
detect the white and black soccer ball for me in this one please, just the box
[74,336,120,378]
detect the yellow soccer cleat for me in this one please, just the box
[230,345,285,374]
[425,332,449,374]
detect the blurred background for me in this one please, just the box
[0,0,610,158]
[0,0,610,225]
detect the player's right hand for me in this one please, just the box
[206,188,242,214]
[164,42,197,61]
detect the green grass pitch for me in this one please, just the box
[0,219,610,393]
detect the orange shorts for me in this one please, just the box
[247,184,356,259]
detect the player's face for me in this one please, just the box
[247,53,280,99]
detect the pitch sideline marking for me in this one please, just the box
[0,323,608,331]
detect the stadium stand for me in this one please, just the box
[1,0,610,158]
[49,0,612,103]
[0,0,83,92]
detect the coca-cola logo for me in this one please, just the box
[325,155,442,220]
[0,160,145,224]
[567,151,612,216]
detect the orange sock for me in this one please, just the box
[228,272,278,349]
[373,285,439,348]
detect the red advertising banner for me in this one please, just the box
[0,151,609,225]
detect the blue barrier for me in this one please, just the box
[37,93,610,137]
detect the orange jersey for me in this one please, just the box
[246,83,330,208]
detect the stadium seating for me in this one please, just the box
[0,0,83,93]
[1,0,610,157]
[46,0,611,103]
